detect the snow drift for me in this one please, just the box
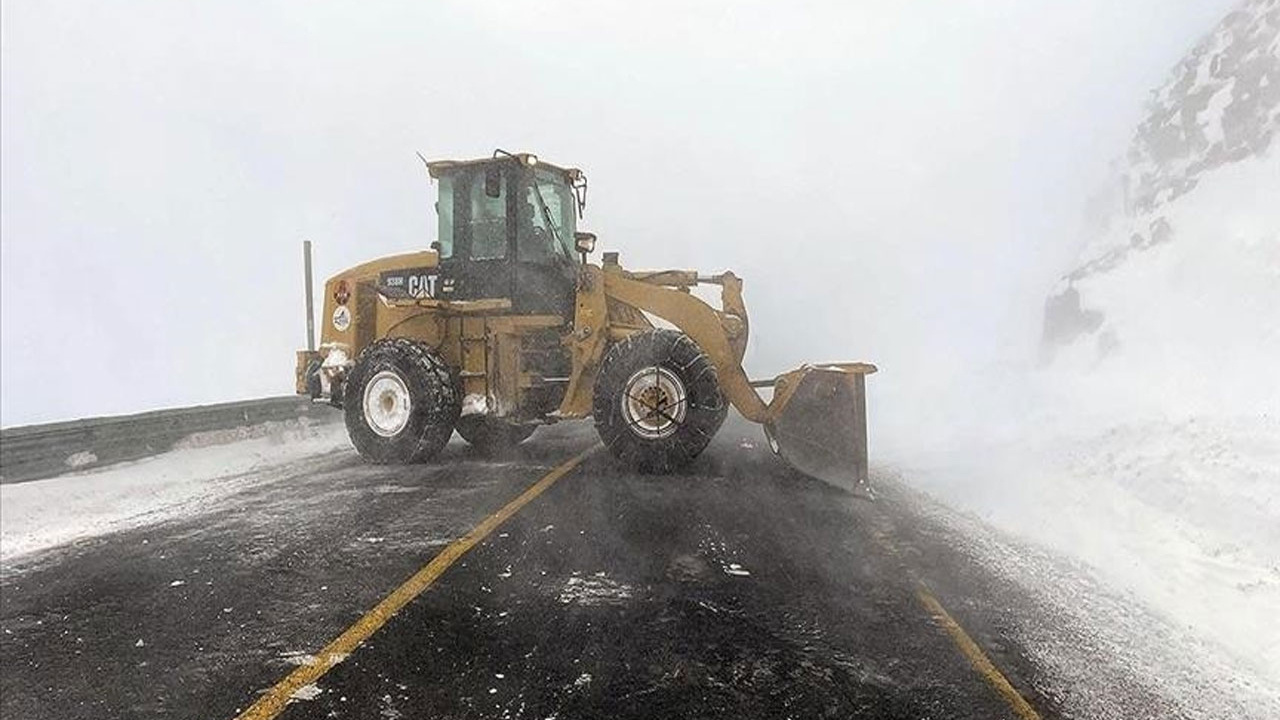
[884,0,1280,704]
[0,419,351,563]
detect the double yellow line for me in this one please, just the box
[235,447,594,720]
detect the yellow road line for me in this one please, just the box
[234,447,595,720]
[867,522,1042,719]
[915,586,1044,720]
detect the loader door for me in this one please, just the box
[436,166,515,303]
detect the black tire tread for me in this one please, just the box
[592,329,728,473]
[343,337,460,464]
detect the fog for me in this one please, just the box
[6,3,1280,707]
[1,0,1236,427]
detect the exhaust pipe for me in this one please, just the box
[295,241,322,396]
[303,240,316,352]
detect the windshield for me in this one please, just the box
[517,168,577,263]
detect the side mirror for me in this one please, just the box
[574,232,597,255]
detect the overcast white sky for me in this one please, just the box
[1,0,1236,426]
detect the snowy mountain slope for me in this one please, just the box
[887,1,1280,711]
[1031,0,1280,689]
[1043,0,1279,397]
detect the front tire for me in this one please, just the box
[344,338,460,464]
[593,329,728,473]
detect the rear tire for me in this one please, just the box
[344,338,460,464]
[593,329,728,473]
[455,416,536,454]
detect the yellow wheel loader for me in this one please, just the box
[295,151,876,491]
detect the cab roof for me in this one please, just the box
[425,151,582,182]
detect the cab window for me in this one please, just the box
[516,169,577,263]
[437,168,509,261]
[436,175,456,259]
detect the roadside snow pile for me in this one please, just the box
[0,419,351,563]
[894,414,1280,687]
[1043,148,1280,418]
[886,0,1280,699]
[173,417,335,449]
[896,458,1280,720]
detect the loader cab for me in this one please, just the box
[429,153,583,316]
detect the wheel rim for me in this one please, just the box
[621,365,688,439]
[363,370,412,437]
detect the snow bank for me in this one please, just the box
[879,81,1280,700]
[892,414,1280,683]
[1048,149,1280,417]
[0,419,351,563]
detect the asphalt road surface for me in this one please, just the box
[2,419,1075,719]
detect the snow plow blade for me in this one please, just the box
[764,363,876,495]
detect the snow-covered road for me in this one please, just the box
[2,416,1277,719]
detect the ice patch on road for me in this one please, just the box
[698,529,753,579]
[558,573,633,605]
[0,421,351,563]
[369,485,422,495]
[279,649,349,669]
[290,683,323,701]
[280,650,318,666]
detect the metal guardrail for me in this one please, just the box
[0,396,340,485]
